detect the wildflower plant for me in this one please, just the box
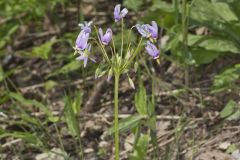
[73,4,160,159]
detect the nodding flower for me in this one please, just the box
[145,41,159,59]
[136,21,158,39]
[75,30,90,51]
[136,24,151,38]
[76,44,96,67]
[99,28,113,46]
[78,21,92,34]
[146,21,158,39]
[114,4,128,22]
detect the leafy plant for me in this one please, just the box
[220,100,240,120]
[211,64,240,93]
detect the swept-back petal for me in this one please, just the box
[114,4,121,21]
[120,8,128,18]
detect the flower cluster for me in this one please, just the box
[74,4,160,68]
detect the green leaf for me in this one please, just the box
[211,64,240,93]
[0,67,15,82]
[191,48,223,65]
[220,100,236,118]
[64,96,80,137]
[9,92,50,115]
[72,91,82,115]
[21,40,57,59]
[32,40,56,59]
[190,0,238,23]
[44,80,58,91]
[188,34,240,53]
[227,110,240,120]
[135,83,147,115]
[0,24,19,49]
[46,60,81,78]
[190,0,240,44]
[130,134,149,160]
[226,144,238,154]
[0,132,43,146]
[108,115,145,135]
[147,116,156,131]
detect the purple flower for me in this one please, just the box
[136,24,151,38]
[145,41,159,59]
[78,21,92,33]
[75,30,90,50]
[136,21,158,39]
[114,4,128,22]
[99,28,112,45]
[146,21,158,39]
[76,44,96,67]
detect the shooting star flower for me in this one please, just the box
[114,4,128,22]
[99,28,113,45]
[75,30,90,51]
[76,44,96,67]
[145,41,159,59]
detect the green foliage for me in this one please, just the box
[46,60,82,78]
[226,144,238,154]
[142,1,175,28]
[31,40,57,59]
[0,24,19,49]
[108,115,145,135]
[123,0,144,11]
[143,0,240,66]
[0,66,15,82]
[220,100,237,118]
[8,92,58,122]
[63,94,81,137]
[135,82,147,115]
[211,64,240,93]
[0,131,43,146]
[220,100,240,120]
[0,0,66,51]
[129,134,149,160]
[20,40,58,60]
[0,0,66,18]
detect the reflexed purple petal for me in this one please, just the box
[87,44,92,52]
[114,4,121,21]
[83,27,91,33]
[76,55,88,67]
[99,28,112,45]
[76,30,89,50]
[114,4,128,22]
[145,45,154,57]
[99,28,103,39]
[147,21,158,39]
[76,44,95,67]
[136,24,150,38]
[76,55,85,61]
[152,21,158,31]
[120,8,128,18]
[145,41,159,59]
[78,21,92,33]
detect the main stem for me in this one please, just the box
[182,0,189,87]
[114,74,120,160]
